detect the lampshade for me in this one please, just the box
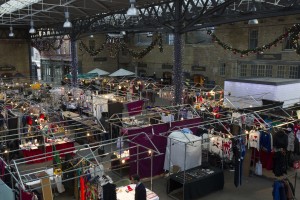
[127,4,139,16]
[248,19,259,25]
[29,21,36,34]
[248,5,258,25]
[63,11,72,28]
[8,26,14,37]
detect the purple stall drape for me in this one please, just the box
[124,117,202,178]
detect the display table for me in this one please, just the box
[116,184,159,200]
[62,111,80,118]
[21,141,75,163]
[167,166,224,200]
[23,168,54,187]
[45,141,75,160]
[22,148,45,164]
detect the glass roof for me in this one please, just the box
[0,0,41,17]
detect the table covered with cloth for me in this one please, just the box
[167,166,224,200]
[21,141,75,164]
[116,184,159,200]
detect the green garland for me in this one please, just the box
[79,34,163,59]
[31,36,64,52]
[207,23,300,56]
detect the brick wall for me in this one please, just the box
[78,14,300,87]
[0,39,30,76]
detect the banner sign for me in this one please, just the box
[127,100,144,116]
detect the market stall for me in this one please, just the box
[224,78,300,108]
[108,104,202,178]
[163,130,202,171]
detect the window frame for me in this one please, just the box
[277,65,285,78]
[283,27,294,50]
[219,64,226,76]
[249,29,258,49]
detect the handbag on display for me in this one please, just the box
[255,161,262,176]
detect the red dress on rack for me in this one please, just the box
[80,176,86,200]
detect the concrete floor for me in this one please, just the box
[16,142,300,200]
[52,169,300,200]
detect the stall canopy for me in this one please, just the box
[88,68,109,76]
[164,130,202,171]
[109,68,135,77]
[65,73,98,79]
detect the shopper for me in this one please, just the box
[131,174,146,200]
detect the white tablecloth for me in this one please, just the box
[25,168,54,186]
[116,184,159,200]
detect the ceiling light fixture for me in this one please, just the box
[9,26,14,37]
[248,18,259,25]
[29,21,36,34]
[248,3,258,25]
[8,14,14,38]
[126,0,139,17]
[63,11,72,28]
[0,0,41,17]
[29,5,36,34]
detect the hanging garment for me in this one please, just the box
[201,133,209,150]
[222,138,233,160]
[273,131,288,149]
[294,137,300,155]
[233,137,245,188]
[54,175,65,193]
[260,131,272,152]
[0,159,5,180]
[20,190,34,200]
[102,183,117,200]
[80,176,86,200]
[248,130,260,151]
[231,124,241,136]
[287,131,295,152]
[209,135,223,157]
[273,151,287,177]
[85,182,97,200]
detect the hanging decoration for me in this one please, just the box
[79,33,163,59]
[207,23,300,57]
[31,36,64,52]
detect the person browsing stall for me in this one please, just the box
[131,174,146,200]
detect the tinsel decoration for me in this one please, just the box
[31,36,64,52]
[79,33,163,59]
[207,23,300,57]
[79,42,106,57]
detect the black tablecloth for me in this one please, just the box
[167,166,224,200]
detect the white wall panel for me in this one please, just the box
[224,81,300,108]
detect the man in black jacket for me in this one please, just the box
[131,174,146,200]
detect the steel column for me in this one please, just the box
[173,0,183,105]
[70,37,78,87]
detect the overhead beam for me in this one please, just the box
[91,0,111,12]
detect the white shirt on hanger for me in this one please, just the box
[248,130,260,151]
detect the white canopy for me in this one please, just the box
[88,68,109,76]
[109,68,135,77]
[164,131,202,171]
